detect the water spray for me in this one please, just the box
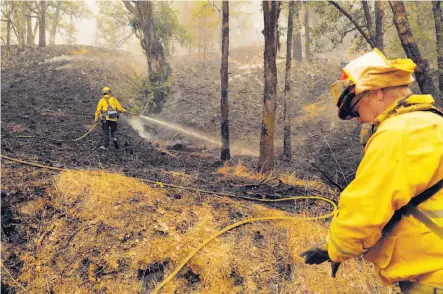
[128,112,258,156]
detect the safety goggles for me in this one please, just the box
[331,79,354,106]
[348,93,365,118]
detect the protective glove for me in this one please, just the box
[299,247,329,264]
[300,246,341,278]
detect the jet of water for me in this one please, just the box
[128,114,259,157]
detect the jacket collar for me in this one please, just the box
[375,94,436,125]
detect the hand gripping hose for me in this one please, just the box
[0,155,337,294]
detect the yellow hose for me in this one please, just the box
[1,155,66,171]
[10,122,98,142]
[1,155,337,293]
[151,197,336,294]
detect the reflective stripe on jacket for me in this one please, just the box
[94,95,126,121]
[327,95,443,287]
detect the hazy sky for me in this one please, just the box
[73,0,98,45]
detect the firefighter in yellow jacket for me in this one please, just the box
[300,49,443,293]
[94,87,127,149]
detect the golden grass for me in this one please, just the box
[217,161,265,182]
[9,171,388,293]
[217,162,331,193]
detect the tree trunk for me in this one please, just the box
[33,20,39,42]
[39,0,46,47]
[220,1,230,161]
[26,15,34,45]
[135,1,171,114]
[390,1,439,99]
[375,0,384,51]
[283,1,294,161]
[362,0,376,45]
[304,4,311,63]
[6,16,11,57]
[49,2,61,45]
[293,6,302,62]
[17,6,26,52]
[259,0,280,173]
[433,0,443,108]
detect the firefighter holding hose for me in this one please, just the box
[300,49,443,293]
[94,86,128,150]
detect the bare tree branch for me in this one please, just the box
[116,32,134,48]
[25,2,39,15]
[328,1,375,48]
[343,26,358,35]
[121,1,136,14]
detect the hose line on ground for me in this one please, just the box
[7,122,98,143]
[151,198,336,294]
[1,155,337,294]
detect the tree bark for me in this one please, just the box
[133,1,171,113]
[433,0,443,108]
[304,3,311,63]
[16,5,26,52]
[259,0,280,173]
[362,0,376,45]
[283,1,294,161]
[38,0,46,47]
[390,1,439,100]
[49,2,61,45]
[293,6,302,62]
[26,14,34,45]
[6,15,11,57]
[220,1,230,161]
[375,0,384,51]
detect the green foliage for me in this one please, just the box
[44,1,91,43]
[128,2,189,55]
[153,2,190,49]
[184,1,220,52]
[310,1,371,54]
[96,1,132,49]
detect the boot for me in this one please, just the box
[113,138,120,149]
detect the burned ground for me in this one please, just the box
[1,45,372,293]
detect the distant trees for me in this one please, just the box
[49,2,61,45]
[292,3,302,62]
[39,1,46,47]
[97,1,133,49]
[304,3,311,63]
[258,0,280,173]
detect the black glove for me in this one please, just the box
[300,247,341,278]
[299,247,329,264]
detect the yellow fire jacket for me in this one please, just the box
[94,95,127,122]
[327,95,443,287]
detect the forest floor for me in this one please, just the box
[1,45,388,293]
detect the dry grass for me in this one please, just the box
[217,161,266,182]
[9,170,388,293]
[217,162,331,194]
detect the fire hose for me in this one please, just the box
[1,154,337,293]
